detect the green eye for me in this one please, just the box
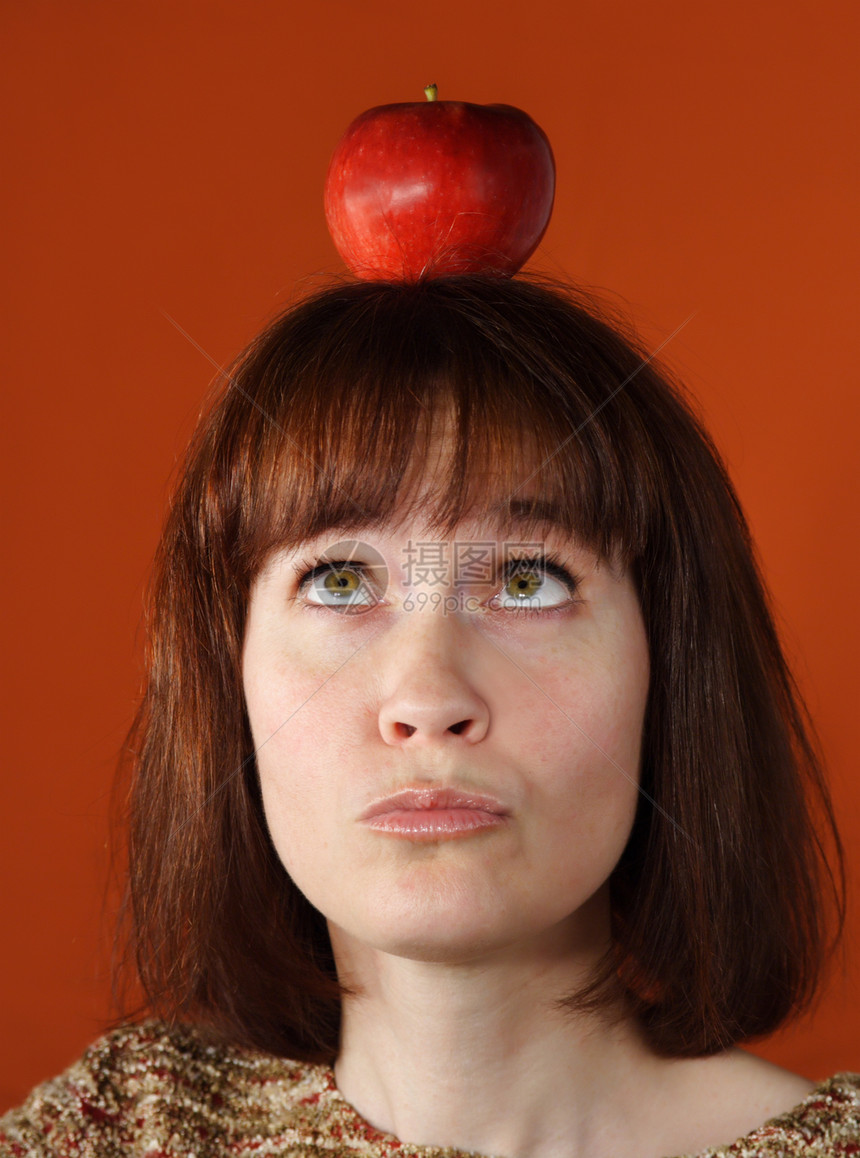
[494,560,575,611]
[322,568,361,593]
[306,565,377,610]
[503,570,544,601]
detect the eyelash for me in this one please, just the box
[290,554,583,617]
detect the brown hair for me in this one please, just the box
[115,274,844,1061]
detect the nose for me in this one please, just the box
[377,614,490,748]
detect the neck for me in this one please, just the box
[330,907,662,1158]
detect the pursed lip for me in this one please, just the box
[359,787,510,821]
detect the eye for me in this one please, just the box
[491,557,580,612]
[296,560,380,612]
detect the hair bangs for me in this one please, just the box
[222,277,656,579]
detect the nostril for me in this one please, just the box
[392,719,472,739]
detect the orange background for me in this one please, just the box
[1,0,858,1110]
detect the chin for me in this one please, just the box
[331,919,528,968]
[323,880,513,963]
[326,880,611,971]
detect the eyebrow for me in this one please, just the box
[485,497,572,535]
[291,498,574,551]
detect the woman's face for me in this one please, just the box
[242,488,650,968]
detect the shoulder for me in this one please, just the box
[0,1020,336,1157]
[755,1073,860,1154]
[661,1049,860,1156]
[697,1072,860,1156]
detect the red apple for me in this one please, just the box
[324,86,555,281]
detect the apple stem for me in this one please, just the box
[424,83,438,101]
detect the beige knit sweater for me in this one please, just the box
[1,1021,858,1156]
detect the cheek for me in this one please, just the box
[243,641,323,829]
[243,637,381,873]
[492,625,648,853]
[248,670,348,802]
[243,619,366,754]
[495,630,648,775]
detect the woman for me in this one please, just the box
[1,274,856,1157]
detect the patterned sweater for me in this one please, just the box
[0,1021,858,1156]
